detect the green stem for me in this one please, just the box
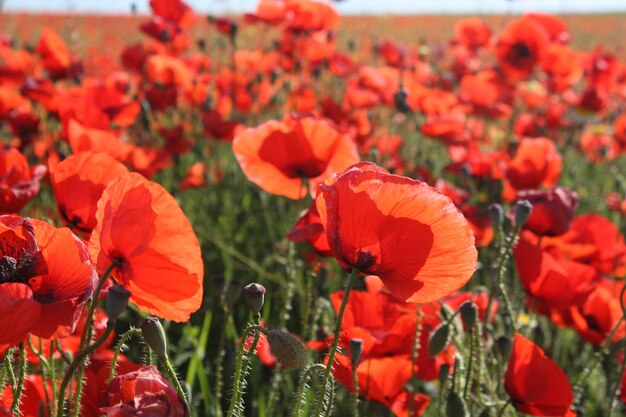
[10,343,27,416]
[607,339,626,417]
[107,328,143,383]
[27,337,52,416]
[0,348,14,398]
[69,261,119,417]
[292,364,326,416]
[463,329,475,400]
[484,229,518,331]
[313,268,360,417]
[57,324,114,417]
[351,363,359,417]
[225,325,265,417]
[574,315,625,404]
[409,304,422,417]
[163,355,190,415]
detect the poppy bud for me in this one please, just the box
[459,301,478,330]
[429,323,451,357]
[243,283,266,316]
[495,335,512,360]
[514,200,533,229]
[446,391,468,417]
[105,285,131,323]
[141,317,168,359]
[488,203,504,229]
[266,330,307,370]
[225,280,242,308]
[349,339,363,368]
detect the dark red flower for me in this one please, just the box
[100,366,186,417]
[510,188,578,237]
[0,148,47,214]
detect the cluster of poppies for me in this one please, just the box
[1,0,626,416]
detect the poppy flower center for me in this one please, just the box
[512,42,532,59]
[355,250,377,271]
[0,253,40,285]
[257,130,330,179]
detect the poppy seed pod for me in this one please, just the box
[514,200,533,229]
[488,203,504,229]
[243,283,266,315]
[266,329,307,369]
[105,285,131,323]
[429,323,451,357]
[141,317,168,359]
[459,301,478,330]
[349,338,363,368]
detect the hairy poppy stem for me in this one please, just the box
[0,348,15,399]
[313,268,360,417]
[107,328,143,383]
[226,324,266,417]
[56,261,119,417]
[409,304,422,417]
[9,343,26,417]
[463,328,475,400]
[162,355,190,415]
[484,228,518,332]
[56,323,115,417]
[292,364,325,416]
[351,366,359,417]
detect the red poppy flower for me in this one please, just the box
[150,0,196,28]
[0,148,47,214]
[233,114,360,200]
[316,162,477,303]
[495,18,549,80]
[100,366,186,417]
[88,172,203,322]
[35,27,82,80]
[67,120,132,162]
[50,152,129,234]
[503,137,562,200]
[505,333,574,416]
[454,17,491,49]
[514,233,600,309]
[567,282,626,345]
[0,216,97,351]
[331,354,430,416]
[547,214,626,278]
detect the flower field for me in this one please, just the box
[1,1,626,416]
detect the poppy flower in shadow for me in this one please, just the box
[0,148,47,214]
[505,333,573,416]
[88,172,203,322]
[315,162,477,303]
[510,188,578,237]
[233,114,360,199]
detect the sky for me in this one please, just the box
[3,0,626,14]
